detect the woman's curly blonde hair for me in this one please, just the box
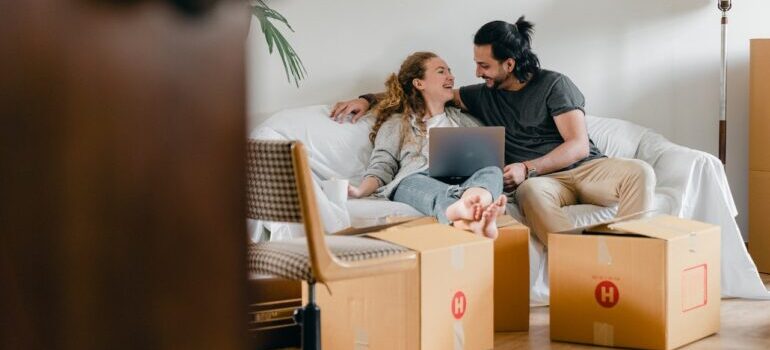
[369,51,437,147]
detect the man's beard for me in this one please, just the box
[491,76,506,89]
[483,73,510,89]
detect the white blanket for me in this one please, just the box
[637,132,769,299]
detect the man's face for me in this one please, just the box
[474,44,512,89]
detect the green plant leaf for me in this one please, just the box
[252,1,306,87]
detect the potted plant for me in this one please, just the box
[251,0,307,87]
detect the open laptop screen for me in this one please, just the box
[428,126,505,179]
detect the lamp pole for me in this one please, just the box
[719,0,732,165]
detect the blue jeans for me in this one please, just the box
[391,166,503,224]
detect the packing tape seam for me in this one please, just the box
[454,320,464,350]
[451,245,464,271]
[593,321,614,347]
[597,237,612,265]
[354,328,369,349]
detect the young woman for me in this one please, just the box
[347,52,505,238]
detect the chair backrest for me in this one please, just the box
[246,139,334,281]
[246,140,303,223]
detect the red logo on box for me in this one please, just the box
[451,291,467,320]
[595,281,620,308]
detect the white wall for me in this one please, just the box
[248,0,770,240]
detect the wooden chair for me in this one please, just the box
[246,139,417,350]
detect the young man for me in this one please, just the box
[330,17,655,245]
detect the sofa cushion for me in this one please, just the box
[252,105,373,184]
[586,115,648,158]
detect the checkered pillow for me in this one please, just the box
[246,139,302,223]
[248,236,411,283]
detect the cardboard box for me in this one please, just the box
[549,215,721,350]
[388,215,531,332]
[749,39,770,273]
[494,215,530,332]
[307,222,494,350]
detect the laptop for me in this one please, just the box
[428,126,505,181]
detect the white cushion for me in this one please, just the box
[252,105,373,185]
[586,115,649,158]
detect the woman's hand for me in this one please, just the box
[348,184,365,198]
[348,176,381,198]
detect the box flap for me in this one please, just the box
[333,217,431,236]
[496,215,522,228]
[553,210,654,235]
[385,215,436,225]
[607,215,718,241]
[367,223,488,252]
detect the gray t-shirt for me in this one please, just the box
[459,69,604,171]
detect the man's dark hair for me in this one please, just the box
[474,16,541,83]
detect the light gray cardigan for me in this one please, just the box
[364,107,481,199]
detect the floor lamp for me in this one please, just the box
[719,0,732,165]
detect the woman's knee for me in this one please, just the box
[462,166,503,196]
[479,165,503,177]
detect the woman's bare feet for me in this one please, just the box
[445,194,482,222]
[478,195,507,239]
[452,195,507,239]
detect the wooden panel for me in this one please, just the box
[749,171,770,273]
[249,277,301,349]
[750,39,770,273]
[0,1,250,349]
[750,39,770,171]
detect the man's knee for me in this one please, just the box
[516,177,556,205]
[625,159,656,188]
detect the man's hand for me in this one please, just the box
[503,163,527,191]
[330,98,370,123]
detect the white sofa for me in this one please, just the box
[251,104,769,303]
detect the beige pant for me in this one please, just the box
[515,158,656,246]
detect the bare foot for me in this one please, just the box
[467,214,488,237]
[451,195,507,238]
[469,195,507,239]
[451,215,486,235]
[445,194,482,222]
[479,195,507,239]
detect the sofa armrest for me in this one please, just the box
[645,137,700,188]
[636,131,737,218]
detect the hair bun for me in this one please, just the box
[514,16,535,46]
